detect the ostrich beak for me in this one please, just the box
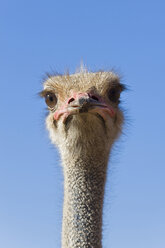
[54,92,115,122]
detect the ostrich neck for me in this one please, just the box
[61,145,110,248]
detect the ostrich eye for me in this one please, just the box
[108,88,120,103]
[45,93,57,108]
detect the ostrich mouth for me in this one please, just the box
[54,103,115,124]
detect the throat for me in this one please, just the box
[61,155,109,248]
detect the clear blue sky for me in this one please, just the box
[0,0,165,247]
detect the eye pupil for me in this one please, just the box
[49,96,54,102]
[45,93,57,107]
[108,88,120,103]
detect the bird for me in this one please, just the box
[40,67,125,248]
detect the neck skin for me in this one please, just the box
[60,146,110,248]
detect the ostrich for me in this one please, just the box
[40,68,125,248]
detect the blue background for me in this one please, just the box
[0,0,165,247]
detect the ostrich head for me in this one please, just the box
[41,70,124,153]
[41,71,124,155]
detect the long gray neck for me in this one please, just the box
[61,148,110,248]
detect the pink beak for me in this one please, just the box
[54,92,115,121]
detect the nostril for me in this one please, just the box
[68,97,75,104]
[91,95,99,101]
